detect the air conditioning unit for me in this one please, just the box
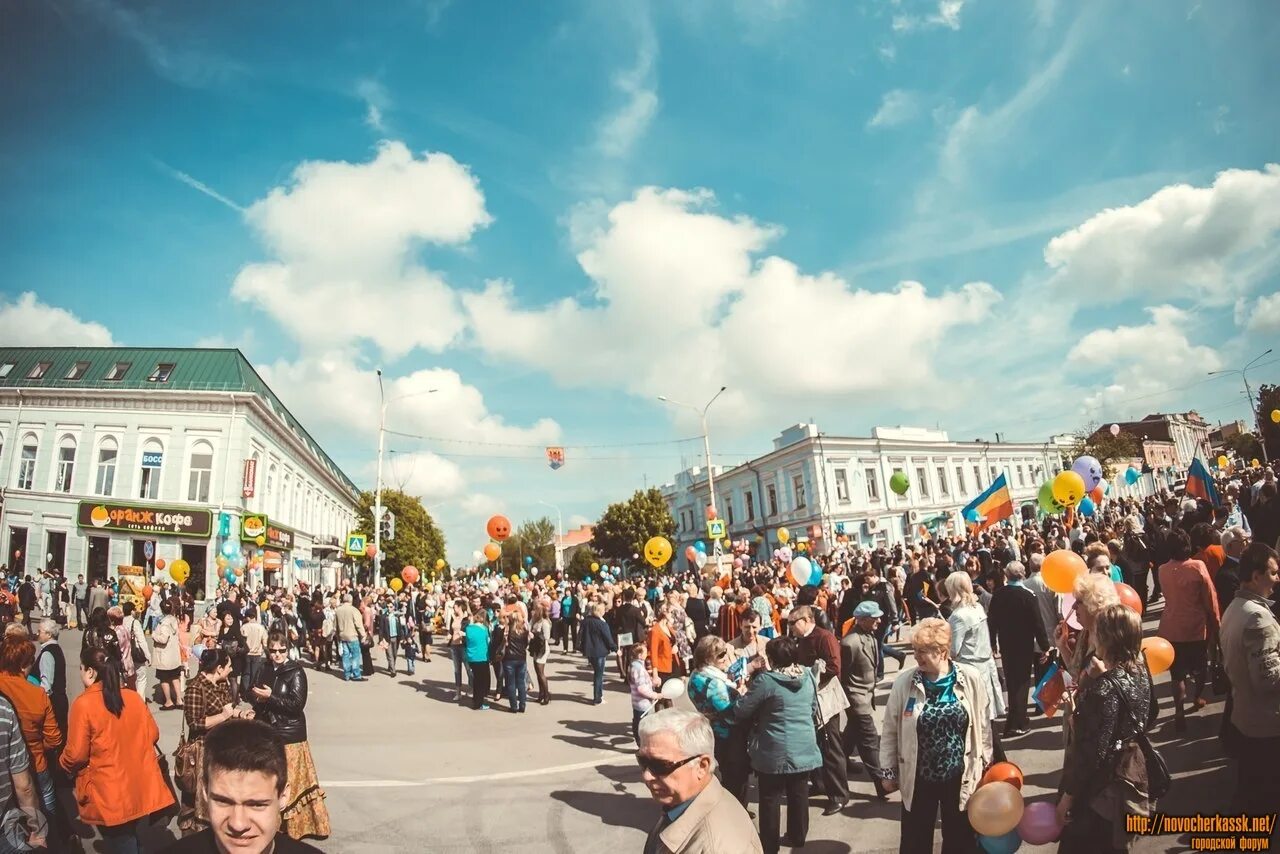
[907,509,921,524]
[864,518,880,534]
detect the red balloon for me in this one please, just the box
[141,585,154,600]
[705,505,718,521]
[1115,582,1143,614]
[155,558,166,571]
[979,761,1024,790]
[685,546,697,561]
[486,515,512,542]
[1089,486,1104,504]
[401,565,420,585]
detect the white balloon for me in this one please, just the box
[487,578,500,593]
[660,677,686,700]
[531,567,539,576]
[789,556,813,586]
[694,552,708,569]
[1109,423,1120,436]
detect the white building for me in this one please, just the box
[0,347,359,595]
[662,423,1070,557]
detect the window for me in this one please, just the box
[147,362,175,383]
[865,468,880,501]
[187,441,214,503]
[974,465,982,489]
[990,465,998,481]
[282,473,292,523]
[26,362,51,380]
[1015,465,1024,487]
[745,490,755,521]
[767,484,778,516]
[916,467,929,498]
[266,464,277,516]
[834,469,850,502]
[937,467,949,497]
[94,438,118,496]
[0,363,13,378]
[956,466,966,495]
[104,362,131,381]
[724,496,734,526]
[55,437,76,493]
[16,437,37,490]
[138,440,163,500]
[792,474,806,510]
[65,361,90,380]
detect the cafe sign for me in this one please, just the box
[78,501,212,538]
[240,514,295,550]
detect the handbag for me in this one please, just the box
[130,622,148,667]
[812,667,849,725]
[1114,668,1171,800]
[172,713,200,795]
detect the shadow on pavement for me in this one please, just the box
[549,788,652,832]
[398,676,463,704]
[553,718,635,753]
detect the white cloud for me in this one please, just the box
[596,17,659,158]
[891,0,965,33]
[463,187,1000,425]
[0,292,114,346]
[868,89,922,129]
[355,78,389,132]
[878,42,897,62]
[231,141,492,358]
[1243,292,1280,333]
[153,160,244,212]
[1045,164,1280,303]
[1068,306,1224,413]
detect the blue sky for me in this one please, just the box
[2,0,1278,560]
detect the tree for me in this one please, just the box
[567,546,600,581]
[355,489,447,583]
[1223,431,1263,463]
[592,488,676,564]
[1075,424,1141,480]
[508,517,556,575]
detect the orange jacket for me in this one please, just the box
[0,674,60,773]
[60,684,175,826]
[648,624,674,674]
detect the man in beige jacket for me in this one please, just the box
[334,593,368,681]
[638,708,762,854]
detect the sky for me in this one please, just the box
[2,0,1278,562]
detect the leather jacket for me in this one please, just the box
[253,659,308,744]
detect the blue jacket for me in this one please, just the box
[735,667,822,775]
[464,623,491,664]
[579,615,616,659]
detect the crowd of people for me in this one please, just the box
[0,461,1274,851]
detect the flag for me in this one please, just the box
[546,447,565,470]
[1185,457,1221,506]
[960,473,1014,532]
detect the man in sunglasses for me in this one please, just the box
[638,708,762,854]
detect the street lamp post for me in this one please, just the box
[659,386,727,558]
[374,372,438,587]
[1209,348,1273,464]
[538,500,564,573]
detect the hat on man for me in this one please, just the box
[852,600,883,619]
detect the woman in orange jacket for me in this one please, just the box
[647,607,675,683]
[0,637,61,824]
[61,646,175,852]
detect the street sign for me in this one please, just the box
[143,541,154,560]
[706,519,726,539]
[345,533,368,556]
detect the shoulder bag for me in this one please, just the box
[129,620,149,667]
[173,705,200,794]
[1114,668,1171,800]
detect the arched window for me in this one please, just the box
[16,433,38,491]
[94,437,118,496]
[138,438,164,500]
[54,435,76,493]
[266,463,277,516]
[281,472,292,524]
[187,440,214,503]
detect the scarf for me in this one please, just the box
[922,663,958,705]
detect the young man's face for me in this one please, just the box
[206,767,287,852]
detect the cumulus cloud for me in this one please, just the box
[462,187,1000,426]
[355,78,389,132]
[1068,305,1223,412]
[1045,164,1280,303]
[0,292,114,346]
[1242,292,1280,333]
[231,141,491,358]
[868,89,922,129]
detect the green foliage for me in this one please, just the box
[1223,431,1263,463]
[592,487,676,563]
[507,517,557,574]
[1074,424,1141,480]
[1260,384,1280,461]
[355,489,447,582]
[567,546,600,581]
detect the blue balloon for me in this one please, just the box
[694,540,707,553]
[223,569,236,583]
[809,565,824,586]
[1079,496,1097,517]
[979,830,1022,854]
[524,556,534,566]
[1125,466,1140,485]
[583,576,592,585]
[221,540,238,557]
[519,570,528,580]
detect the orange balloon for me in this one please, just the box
[1115,582,1144,614]
[980,761,1024,790]
[966,780,1024,837]
[155,558,166,571]
[486,515,512,542]
[717,574,731,590]
[141,585,154,600]
[1042,549,1087,594]
[1089,486,1104,504]
[483,542,501,562]
[1141,636,1175,676]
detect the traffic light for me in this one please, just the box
[379,511,396,542]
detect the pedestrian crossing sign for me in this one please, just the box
[706,519,725,539]
[345,533,368,556]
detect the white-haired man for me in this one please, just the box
[638,708,762,854]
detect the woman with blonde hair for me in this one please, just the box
[687,634,752,805]
[497,609,531,713]
[1060,573,1122,681]
[943,572,1007,761]
[881,617,992,854]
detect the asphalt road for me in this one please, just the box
[56,606,1241,853]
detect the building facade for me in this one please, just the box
[1110,412,1212,469]
[0,347,359,595]
[661,423,1068,558]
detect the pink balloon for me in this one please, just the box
[1017,801,1063,845]
[1059,593,1082,630]
[732,557,743,569]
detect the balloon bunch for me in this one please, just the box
[968,762,1064,851]
[1039,456,1106,519]
[214,535,246,584]
[684,540,710,569]
[787,556,822,587]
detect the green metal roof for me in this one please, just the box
[0,347,358,496]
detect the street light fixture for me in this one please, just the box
[374,371,439,587]
[1208,348,1273,464]
[659,386,727,557]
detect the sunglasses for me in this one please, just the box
[268,648,288,655]
[636,753,701,778]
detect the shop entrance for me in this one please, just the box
[181,543,207,600]
[87,536,110,584]
[44,531,67,576]
[6,528,26,576]
[131,539,157,575]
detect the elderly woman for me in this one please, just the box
[881,618,993,854]
[943,572,1007,763]
[1156,526,1220,733]
[1057,605,1157,852]
[687,635,752,806]
[735,636,821,854]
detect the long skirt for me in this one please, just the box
[282,740,331,840]
[176,738,209,835]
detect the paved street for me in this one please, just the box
[58,610,1235,853]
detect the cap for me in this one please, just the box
[852,600,883,619]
